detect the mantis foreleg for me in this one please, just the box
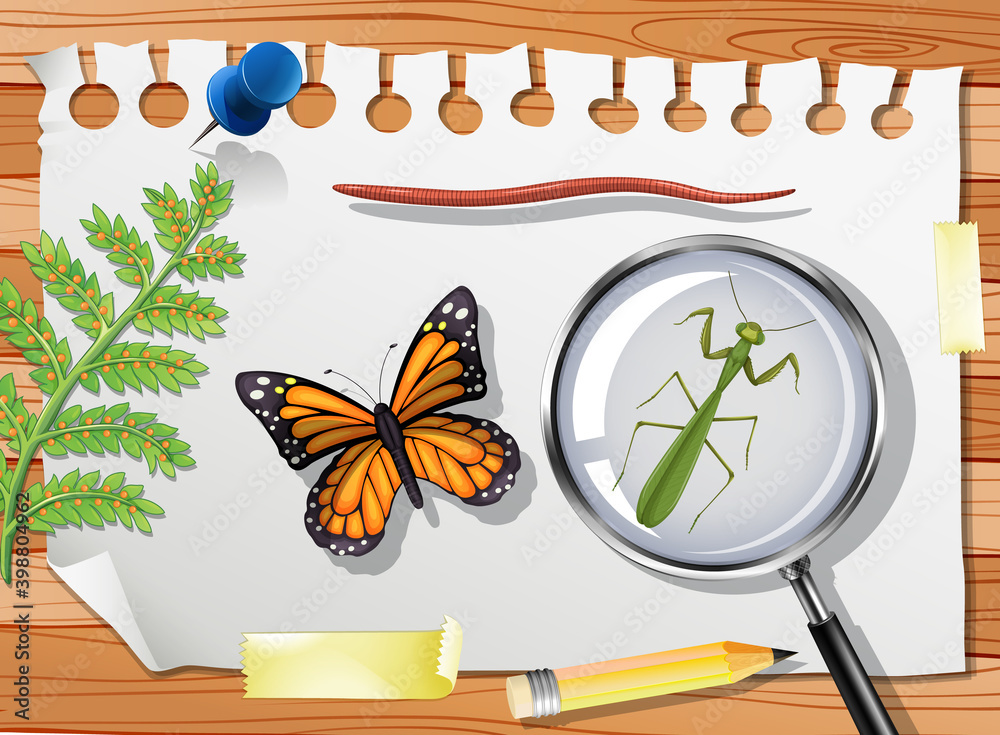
[676,308,732,360]
[744,353,803,394]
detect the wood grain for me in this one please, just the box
[1,1,1000,733]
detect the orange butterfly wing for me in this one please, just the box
[304,438,404,554]
[403,413,520,505]
[390,287,485,424]
[237,371,401,555]
[236,371,377,469]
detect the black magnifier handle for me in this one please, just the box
[780,557,899,735]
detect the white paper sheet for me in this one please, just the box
[27,42,964,675]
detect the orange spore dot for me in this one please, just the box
[57,265,66,273]
[129,506,136,513]
[173,236,182,243]
[97,232,106,241]
[167,200,175,207]
[134,275,141,283]
[47,274,57,282]
[114,230,122,238]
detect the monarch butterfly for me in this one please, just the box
[235,286,520,556]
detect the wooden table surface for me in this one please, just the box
[1,2,999,733]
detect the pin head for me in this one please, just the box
[205,42,303,138]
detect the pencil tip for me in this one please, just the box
[771,648,796,663]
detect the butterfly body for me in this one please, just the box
[235,287,520,556]
[372,402,423,509]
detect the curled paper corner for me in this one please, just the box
[241,616,462,699]
[934,221,985,355]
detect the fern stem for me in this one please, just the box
[0,208,206,583]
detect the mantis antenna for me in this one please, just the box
[764,318,817,332]
[727,271,748,322]
[323,369,376,405]
[378,343,398,403]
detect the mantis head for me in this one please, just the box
[736,321,766,345]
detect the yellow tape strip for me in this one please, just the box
[934,222,985,354]
[241,616,462,699]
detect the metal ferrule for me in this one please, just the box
[788,571,832,625]
[525,668,561,717]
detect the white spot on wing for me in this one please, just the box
[250,390,264,400]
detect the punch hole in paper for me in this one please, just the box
[588,58,638,134]
[934,221,985,354]
[872,69,913,139]
[440,54,483,135]
[806,61,845,135]
[731,62,772,137]
[366,53,413,132]
[665,60,706,132]
[287,44,335,129]
[510,47,554,127]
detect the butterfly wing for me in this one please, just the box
[390,286,486,425]
[402,412,520,505]
[305,439,406,555]
[236,371,403,556]
[235,371,377,469]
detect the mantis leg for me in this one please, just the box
[743,353,803,394]
[636,371,699,410]
[676,307,732,360]
[711,414,758,469]
[611,421,685,491]
[689,439,735,532]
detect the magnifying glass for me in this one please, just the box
[541,235,898,735]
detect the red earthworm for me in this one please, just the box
[332,177,794,207]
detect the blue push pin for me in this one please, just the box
[189,41,303,148]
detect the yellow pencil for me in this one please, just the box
[506,641,795,718]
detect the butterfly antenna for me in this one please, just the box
[764,318,817,332]
[728,271,748,322]
[378,343,398,403]
[323,369,376,404]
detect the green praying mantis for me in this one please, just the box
[612,272,816,532]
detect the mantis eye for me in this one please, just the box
[756,332,766,345]
[736,322,747,333]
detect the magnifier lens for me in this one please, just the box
[552,248,874,569]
